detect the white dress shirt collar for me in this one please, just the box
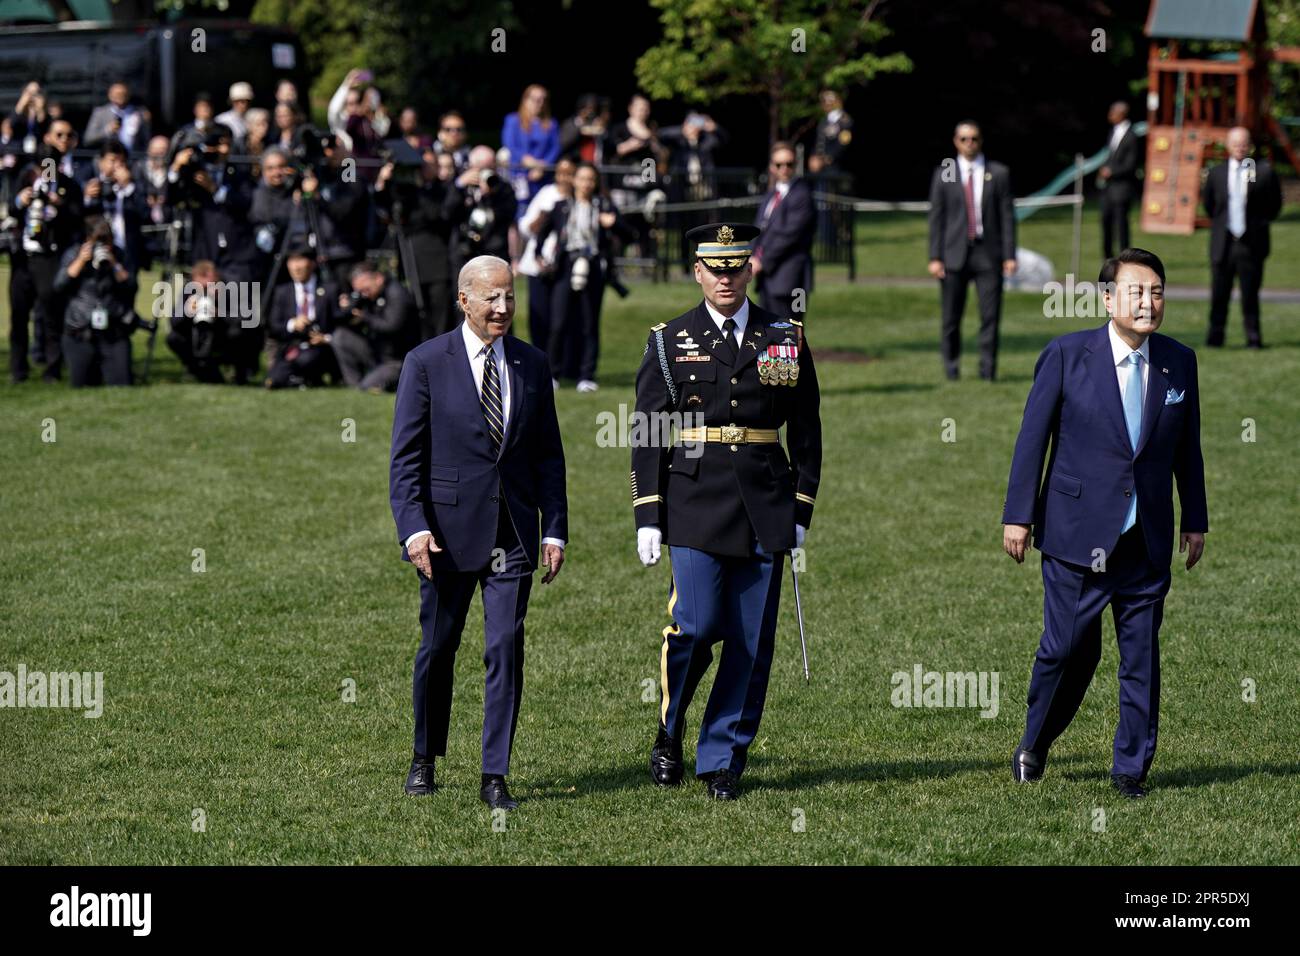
[461,320,505,364]
[957,153,985,175]
[703,297,750,340]
[1107,319,1150,367]
[1110,120,1131,148]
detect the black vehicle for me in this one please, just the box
[0,18,309,140]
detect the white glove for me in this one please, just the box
[637,526,662,566]
[795,524,807,549]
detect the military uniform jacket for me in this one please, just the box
[631,299,822,558]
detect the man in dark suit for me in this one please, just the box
[264,245,340,389]
[1002,247,1208,799]
[1099,101,1140,259]
[752,142,815,316]
[927,120,1017,380]
[390,255,568,810]
[632,223,822,801]
[1202,127,1283,349]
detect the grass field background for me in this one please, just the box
[1,248,1298,864]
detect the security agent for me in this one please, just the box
[630,222,822,800]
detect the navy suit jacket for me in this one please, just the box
[1002,324,1208,569]
[754,177,815,293]
[390,326,567,572]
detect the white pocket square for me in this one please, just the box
[1165,388,1185,405]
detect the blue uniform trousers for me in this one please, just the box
[660,543,785,777]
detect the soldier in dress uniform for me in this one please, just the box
[630,222,822,800]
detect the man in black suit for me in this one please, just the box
[752,142,815,316]
[1202,127,1283,349]
[331,261,419,393]
[1099,101,1141,259]
[927,120,1017,381]
[169,125,259,283]
[264,245,340,389]
[390,255,568,809]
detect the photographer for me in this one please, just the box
[8,118,83,383]
[167,123,258,282]
[82,140,147,274]
[454,145,516,266]
[167,260,262,385]
[264,243,341,390]
[374,143,463,340]
[54,215,139,387]
[309,133,370,288]
[536,161,634,393]
[330,261,417,392]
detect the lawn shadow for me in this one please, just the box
[748,753,1096,792]
[1058,762,1300,790]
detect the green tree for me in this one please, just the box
[635,0,911,145]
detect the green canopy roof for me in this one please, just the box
[1146,0,1261,42]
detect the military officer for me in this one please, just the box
[630,222,822,800]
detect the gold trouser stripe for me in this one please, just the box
[678,427,780,444]
[660,579,679,727]
[633,495,664,507]
[796,492,816,505]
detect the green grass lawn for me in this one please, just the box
[1,271,1297,865]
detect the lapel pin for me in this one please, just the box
[1161,367,1168,373]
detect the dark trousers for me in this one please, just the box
[661,543,784,777]
[8,251,64,381]
[939,240,1003,379]
[412,500,533,775]
[527,275,551,352]
[1208,238,1265,347]
[548,260,603,382]
[62,332,132,387]
[265,340,337,389]
[417,279,454,342]
[1020,522,1171,780]
[1100,190,1132,259]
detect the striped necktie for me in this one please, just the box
[479,343,504,456]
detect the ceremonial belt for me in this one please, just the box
[679,426,780,445]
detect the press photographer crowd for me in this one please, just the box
[1,73,846,392]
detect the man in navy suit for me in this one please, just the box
[1002,248,1207,799]
[390,255,568,809]
[752,142,815,316]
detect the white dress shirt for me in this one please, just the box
[1227,158,1248,238]
[957,154,985,237]
[1107,319,1150,411]
[292,276,317,322]
[762,181,790,224]
[703,296,749,346]
[1108,119,1131,154]
[404,321,564,551]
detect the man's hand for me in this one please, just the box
[928,258,946,279]
[540,543,565,584]
[1003,523,1031,563]
[1002,258,1018,277]
[637,526,662,567]
[193,170,215,193]
[408,532,442,579]
[1180,532,1205,570]
[289,315,311,334]
[1099,165,1112,181]
[84,178,102,200]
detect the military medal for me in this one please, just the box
[761,343,798,386]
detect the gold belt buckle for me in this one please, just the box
[720,425,745,444]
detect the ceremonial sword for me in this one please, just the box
[791,565,809,681]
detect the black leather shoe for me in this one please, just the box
[650,726,684,787]
[702,768,741,801]
[480,775,520,810]
[1012,746,1045,782]
[404,758,435,796]
[1112,774,1147,799]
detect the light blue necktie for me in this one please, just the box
[1121,351,1143,532]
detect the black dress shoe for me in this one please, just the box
[649,726,684,787]
[702,768,741,801]
[480,774,520,810]
[404,758,435,796]
[1012,746,1045,782]
[1112,774,1147,799]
